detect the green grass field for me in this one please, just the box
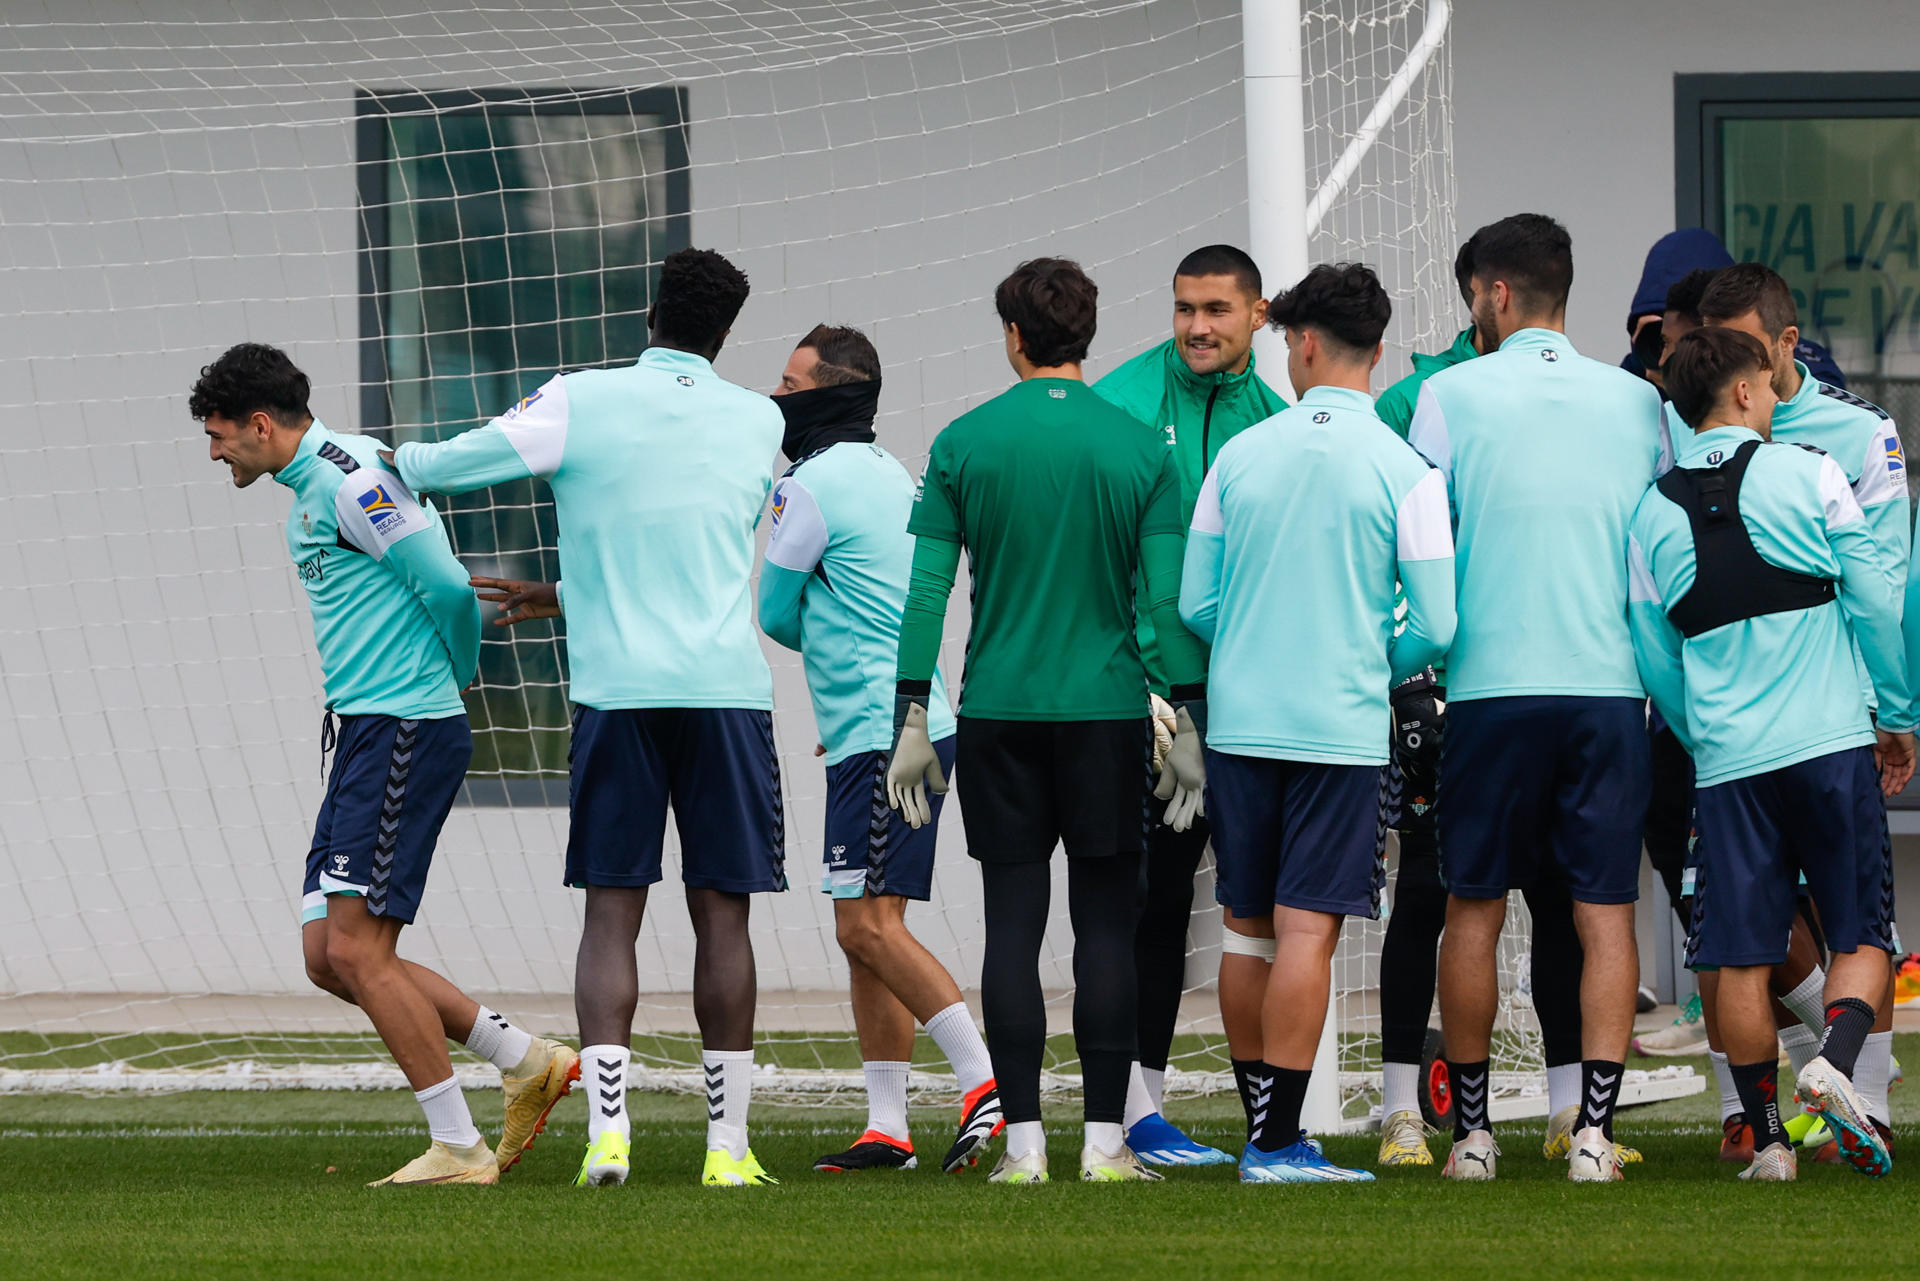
[3,1039,1918,1280]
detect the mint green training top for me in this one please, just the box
[276,422,478,719]
[1181,385,1456,764]
[1408,328,1668,702]
[759,440,956,764]
[393,347,784,711]
[1629,424,1913,787]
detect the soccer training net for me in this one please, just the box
[0,0,1572,1127]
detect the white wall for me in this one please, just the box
[1450,0,1918,360]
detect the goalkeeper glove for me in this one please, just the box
[1152,683,1207,833]
[886,681,948,829]
[1149,693,1177,774]
[1390,668,1445,772]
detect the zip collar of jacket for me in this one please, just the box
[273,419,329,488]
[1497,327,1574,357]
[1410,326,1479,376]
[1161,336,1268,400]
[1295,384,1375,415]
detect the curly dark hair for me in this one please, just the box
[649,247,751,354]
[994,257,1098,368]
[1664,267,1720,328]
[1267,262,1392,351]
[188,342,312,425]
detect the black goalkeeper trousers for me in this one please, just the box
[981,852,1143,1125]
[1133,817,1211,1073]
[1379,828,1586,1069]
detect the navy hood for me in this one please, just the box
[1627,228,1734,328]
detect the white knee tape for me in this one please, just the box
[1220,931,1277,962]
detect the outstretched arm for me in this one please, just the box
[388,375,569,496]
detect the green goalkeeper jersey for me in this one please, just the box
[899,377,1200,720]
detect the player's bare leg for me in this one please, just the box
[688,886,774,1186]
[1437,893,1503,1179]
[573,885,648,1187]
[325,897,495,1185]
[1563,900,1635,1181]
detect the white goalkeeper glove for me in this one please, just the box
[886,699,948,829]
[1152,691,1206,832]
[1150,692,1177,774]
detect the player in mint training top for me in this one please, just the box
[1372,237,1596,1169]
[757,324,1003,1177]
[887,257,1209,1185]
[389,249,786,1191]
[1181,263,1455,1184]
[1092,243,1285,1167]
[1699,262,1911,1132]
[1628,326,1915,1181]
[191,343,576,1188]
[1407,214,1665,1184]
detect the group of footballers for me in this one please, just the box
[191,206,1908,1189]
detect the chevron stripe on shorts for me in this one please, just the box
[756,709,789,890]
[368,718,418,916]
[865,756,891,897]
[1369,763,1395,920]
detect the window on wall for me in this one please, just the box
[357,88,690,804]
[1678,73,1920,446]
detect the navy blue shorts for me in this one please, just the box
[821,738,957,901]
[1687,746,1895,969]
[1437,696,1649,904]
[1206,750,1391,919]
[565,706,786,893]
[303,713,472,926]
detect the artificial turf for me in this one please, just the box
[2,1038,1917,1280]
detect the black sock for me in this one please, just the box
[1818,997,1875,1077]
[1231,1058,1265,1141]
[1730,1059,1786,1150]
[1249,1063,1311,1153]
[1449,1059,1490,1141]
[1578,1059,1624,1140]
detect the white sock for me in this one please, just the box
[1142,1065,1166,1114]
[1709,1050,1740,1122]
[1084,1119,1125,1154]
[1777,968,1827,1033]
[1123,1061,1157,1130]
[1780,1023,1820,1076]
[863,1060,911,1142]
[583,1043,631,1142]
[463,1005,535,1073]
[925,1002,994,1094]
[1547,1062,1582,1118]
[1381,1061,1422,1118]
[1005,1119,1045,1160]
[704,1048,755,1160]
[1857,1031,1893,1124]
[414,1075,482,1148]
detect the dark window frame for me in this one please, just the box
[354,86,691,805]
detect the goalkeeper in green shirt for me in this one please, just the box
[888,257,1210,1184]
[1092,244,1286,1165]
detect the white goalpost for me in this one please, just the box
[0,0,1695,1126]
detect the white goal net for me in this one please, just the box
[0,0,1501,1122]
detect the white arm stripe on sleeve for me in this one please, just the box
[497,375,570,478]
[1396,468,1453,561]
[764,475,829,573]
[334,470,429,562]
[1821,456,1867,529]
[1627,534,1661,605]
[1189,467,1224,535]
[1850,425,1906,509]
[1406,382,1451,478]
